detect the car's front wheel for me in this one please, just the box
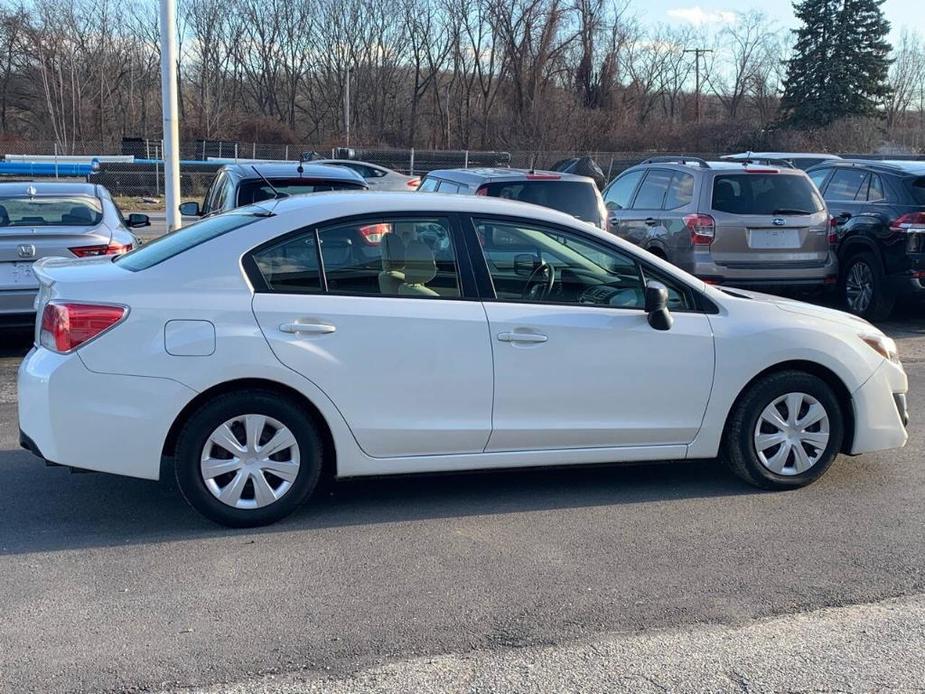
[174,390,323,527]
[723,371,844,490]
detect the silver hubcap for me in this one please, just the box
[201,414,300,509]
[846,261,873,313]
[753,392,830,476]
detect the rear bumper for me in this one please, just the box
[688,252,838,288]
[18,347,197,480]
[0,288,38,317]
[849,360,908,455]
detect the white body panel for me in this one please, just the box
[16,192,908,484]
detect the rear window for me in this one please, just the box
[909,178,925,205]
[237,179,365,206]
[115,211,262,271]
[0,196,103,227]
[480,180,602,223]
[711,174,824,215]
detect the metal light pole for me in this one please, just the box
[160,0,181,231]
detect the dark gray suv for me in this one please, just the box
[603,157,836,289]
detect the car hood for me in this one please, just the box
[715,287,876,332]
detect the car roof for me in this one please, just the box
[0,181,101,197]
[314,159,389,171]
[811,159,925,176]
[219,162,367,184]
[627,160,807,174]
[722,152,842,160]
[424,167,595,184]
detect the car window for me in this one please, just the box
[474,218,690,310]
[663,172,695,209]
[202,172,225,214]
[436,180,461,194]
[603,170,644,210]
[0,196,103,227]
[808,168,830,190]
[117,211,262,271]
[418,178,439,192]
[910,177,925,205]
[237,179,364,206]
[825,169,869,201]
[631,170,673,209]
[479,180,602,224]
[251,231,323,293]
[867,174,885,202]
[711,173,825,215]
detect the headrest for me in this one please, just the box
[381,233,405,271]
[68,206,93,224]
[403,240,437,285]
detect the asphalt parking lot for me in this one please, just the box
[1,279,924,692]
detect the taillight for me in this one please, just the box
[39,302,127,353]
[358,223,391,245]
[406,178,421,189]
[69,242,132,257]
[889,212,925,233]
[475,185,488,196]
[684,213,715,245]
[828,216,839,245]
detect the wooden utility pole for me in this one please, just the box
[684,48,713,121]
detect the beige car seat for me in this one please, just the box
[399,241,439,296]
[378,233,406,294]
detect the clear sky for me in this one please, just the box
[642,0,917,40]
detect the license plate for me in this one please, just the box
[0,261,38,287]
[748,228,801,249]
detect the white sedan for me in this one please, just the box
[18,193,908,527]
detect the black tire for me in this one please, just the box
[841,252,894,321]
[723,371,844,490]
[174,390,323,527]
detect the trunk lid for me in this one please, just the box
[0,225,112,291]
[709,212,830,269]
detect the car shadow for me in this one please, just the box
[0,448,757,556]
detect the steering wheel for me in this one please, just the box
[522,261,555,301]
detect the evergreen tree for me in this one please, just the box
[780,0,892,128]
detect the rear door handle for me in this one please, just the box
[644,217,658,226]
[497,331,548,343]
[279,322,336,335]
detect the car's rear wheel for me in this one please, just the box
[174,391,323,527]
[723,371,844,490]
[842,252,894,321]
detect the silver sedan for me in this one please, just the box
[0,182,144,325]
[314,159,421,191]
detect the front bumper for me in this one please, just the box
[849,360,909,455]
[18,347,196,480]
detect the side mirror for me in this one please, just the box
[179,201,202,217]
[513,253,540,278]
[644,281,673,331]
[126,213,150,228]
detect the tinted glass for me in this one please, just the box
[808,168,829,190]
[480,181,602,223]
[910,178,925,204]
[116,211,261,271]
[867,174,885,202]
[436,181,461,194]
[0,196,103,227]
[632,170,673,209]
[603,170,644,210]
[711,174,824,215]
[321,218,460,298]
[663,172,695,209]
[825,169,869,200]
[418,178,439,192]
[252,231,322,293]
[237,179,365,206]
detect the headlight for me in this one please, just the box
[860,333,899,363]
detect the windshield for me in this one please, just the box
[481,181,603,223]
[711,174,825,215]
[0,196,103,227]
[237,179,365,206]
[115,211,262,271]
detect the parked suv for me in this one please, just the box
[807,160,925,320]
[722,152,842,171]
[417,168,607,228]
[603,157,836,290]
[180,162,368,218]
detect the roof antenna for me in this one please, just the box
[251,165,287,200]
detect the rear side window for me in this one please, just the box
[603,170,644,210]
[632,170,673,209]
[480,180,602,223]
[116,212,261,271]
[909,178,925,204]
[436,181,461,194]
[711,174,824,215]
[808,168,830,190]
[663,172,695,209]
[418,178,439,192]
[825,169,869,201]
[867,174,885,202]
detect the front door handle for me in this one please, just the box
[644,217,658,226]
[279,322,336,335]
[497,331,548,344]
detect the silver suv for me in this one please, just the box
[603,157,836,289]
